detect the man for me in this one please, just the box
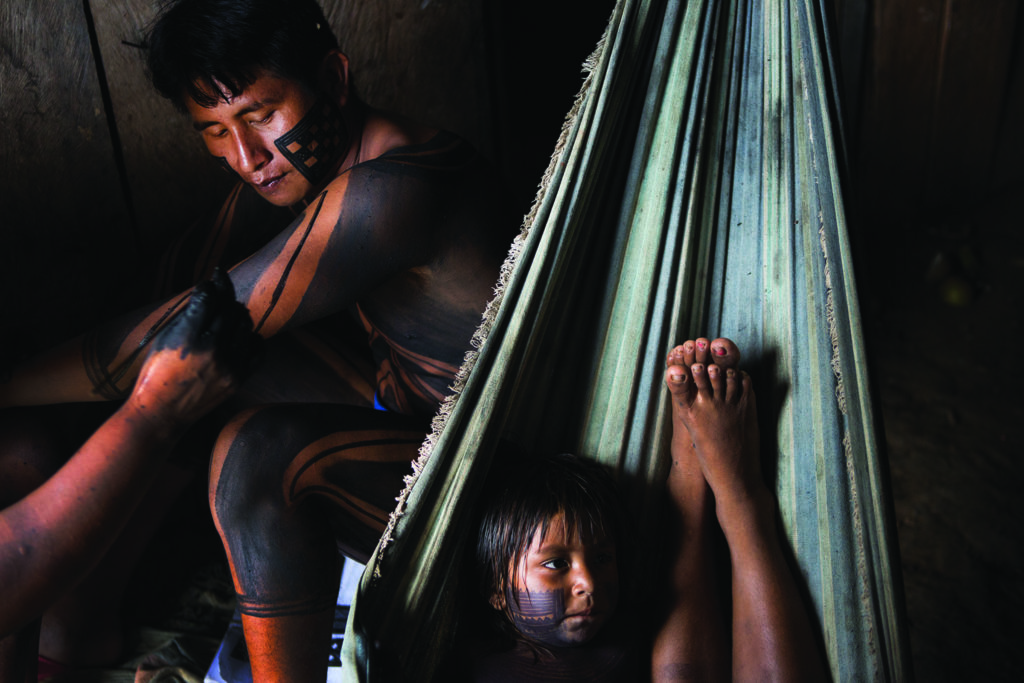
[0,0,515,679]
[0,272,258,681]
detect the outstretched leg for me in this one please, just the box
[663,338,828,682]
[652,338,739,682]
[209,404,426,683]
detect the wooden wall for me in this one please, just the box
[1,1,140,352]
[855,0,1023,218]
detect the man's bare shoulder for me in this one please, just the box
[302,115,505,251]
[360,111,439,161]
[305,112,445,206]
[316,119,486,208]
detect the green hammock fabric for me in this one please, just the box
[342,0,911,680]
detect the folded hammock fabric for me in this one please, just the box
[342,0,911,680]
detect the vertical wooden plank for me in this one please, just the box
[857,0,947,215]
[991,14,1024,195]
[89,0,234,253]
[857,0,1019,216]
[0,0,134,354]
[925,0,1018,200]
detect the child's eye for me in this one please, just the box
[541,558,569,570]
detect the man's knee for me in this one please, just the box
[208,406,294,531]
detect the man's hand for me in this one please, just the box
[129,269,259,425]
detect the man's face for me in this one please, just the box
[187,71,324,207]
[500,513,619,648]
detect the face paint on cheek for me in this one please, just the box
[507,587,572,647]
[274,96,349,186]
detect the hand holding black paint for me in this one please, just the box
[131,268,260,425]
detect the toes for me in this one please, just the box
[665,362,698,416]
[690,362,711,397]
[693,338,711,364]
[708,337,740,370]
[706,363,727,399]
[740,371,756,410]
[666,344,688,369]
[724,368,740,403]
[665,362,692,397]
[666,338,745,404]
[680,340,697,367]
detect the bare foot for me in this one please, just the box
[662,338,740,520]
[664,338,762,513]
[664,338,741,463]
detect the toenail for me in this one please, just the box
[713,346,725,355]
[697,340,706,349]
[669,372,683,382]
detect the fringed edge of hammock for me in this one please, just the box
[820,211,868,637]
[366,34,610,580]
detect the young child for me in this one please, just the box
[463,337,828,682]
[468,450,636,681]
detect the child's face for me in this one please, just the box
[501,512,619,648]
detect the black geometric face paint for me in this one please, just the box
[274,96,349,185]
[506,586,572,647]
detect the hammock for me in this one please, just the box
[342,0,911,680]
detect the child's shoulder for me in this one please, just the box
[465,634,640,683]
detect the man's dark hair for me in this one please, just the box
[474,449,629,627]
[146,0,340,110]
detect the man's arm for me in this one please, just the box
[0,168,435,407]
[0,272,256,637]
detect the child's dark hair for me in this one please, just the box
[146,0,340,111]
[475,449,629,632]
